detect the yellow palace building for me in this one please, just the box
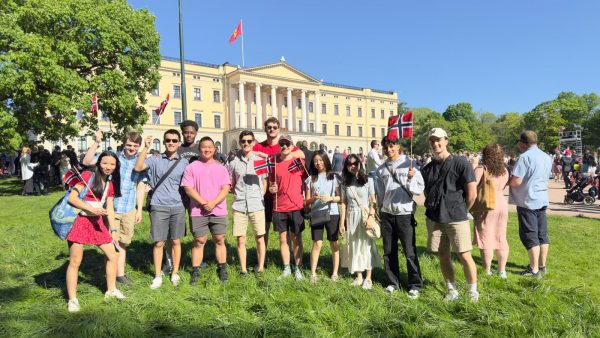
[84,56,398,155]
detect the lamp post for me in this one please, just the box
[178,0,187,121]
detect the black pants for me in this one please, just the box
[381,212,423,290]
[562,171,571,189]
[33,171,48,195]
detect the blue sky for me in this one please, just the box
[128,0,600,115]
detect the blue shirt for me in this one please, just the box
[114,152,147,213]
[510,145,552,209]
[305,173,340,215]
[145,153,189,207]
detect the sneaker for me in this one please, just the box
[351,277,364,287]
[468,290,480,303]
[217,266,228,282]
[330,274,339,282]
[362,279,373,290]
[67,298,80,313]
[444,289,460,302]
[486,271,493,277]
[190,270,200,286]
[520,266,542,279]
[116,275,133,285]
[295,268,304,281]
[162,254,173,275]
[104,288,126,300]
[150,276,163,289]
[281,266,292,278]
[499,271,508,279]
[407,289,421,300]
[240,271,249,278]
[539,266,547,275]
[385,285,398,293]
[170,273,180,287]
[310,274,317,285]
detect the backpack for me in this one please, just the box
[470,166,496,213]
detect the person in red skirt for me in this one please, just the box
[65,151,123,312]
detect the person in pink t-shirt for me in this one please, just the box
[182,137,232,283]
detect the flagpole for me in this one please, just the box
[240,19,245,67]
[274,155,277,211]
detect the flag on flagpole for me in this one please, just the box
[254,156,274,175]
[90,95,98,112]
[154,93,170,117]
[229,20,243,43]
[387,112,413,140]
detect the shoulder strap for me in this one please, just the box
[153,157,182,192]
[386,161,413,197]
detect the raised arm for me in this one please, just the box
[82,130,102,166]
[134,135,152,172]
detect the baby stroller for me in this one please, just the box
[564,175,596,205]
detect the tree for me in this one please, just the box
[0,109,24,152]
[410,108,447,155]
[492,112,523,151]
[442,102,476,123]
[0,0,161,143]
[556,92,588,126]
[523,101,565,152]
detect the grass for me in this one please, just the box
[0,176,599,337]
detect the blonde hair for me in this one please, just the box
[21,146,31,154]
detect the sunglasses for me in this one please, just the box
[240,139,253,145]
[347,161,359,167]
[164,138,179,144]
[279,141,291,148]
[266,126,279,131]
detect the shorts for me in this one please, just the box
[264,195,274,223]
[191,215,228,238]
[232,210,266,237]
[150,206,186,242]
[517,206,550,249]
[273,211,305,235]
[311,215,340,241]
[426,218,472,253]
[113,209,136,244]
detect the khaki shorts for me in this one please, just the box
[232,210,266,237]
[113,209,137,244]
[426,218,472,253]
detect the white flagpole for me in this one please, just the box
[241,19,245,67]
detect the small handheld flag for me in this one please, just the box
[154,93,170,117]
[387,112,413,140]
[63,168,83,187]
[90,95,98,112]
[288,158,304,173]
[229,21,243,44]
[254,156,274,175]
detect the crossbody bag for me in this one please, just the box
[385,162,418,226]
[348,184,381,239]
[309,177,335,226]
[423,156,453,211]
[145,158,182,212]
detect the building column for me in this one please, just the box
[277,92,284,127]
[315,90,320,133]
[270,86,278,117]
[255,83,262,129]
[238,82,246,128]
[246,88,252,128]
[287,88,294,132]
[301,89,307,132]
[229,86,237,129]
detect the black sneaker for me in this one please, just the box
[520,266,542,279]
[217,265,228,282]
[116,275,133,285]
[240,271,249,278]
[190,269,200,286]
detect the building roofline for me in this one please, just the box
[161,55,220,68]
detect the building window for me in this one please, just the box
[334,105,339,115]
[174,111,182,125]
[347,147,352,154]
[380,109,385,119]
[214,114,222,129]
[346,125,352,136]
[371,108,375,118]
[297,98,301,107]
[152,139,161,151]
[215,141,222,153]
[193,88,201,101]
[371,127,376,138]
[298,120,302,132]
[101,112,109,122]
[322,103,326,114]
[285,119,289,129]
[359,147,363,154]
[284,97,288,107]
[334,124,340,136]
[390,110,394,117]
[78,136,87,152]
[308,102,314,113]
[194,113,202,127]
[358,126,363,137]
[102,138,111,151]
[345,106,351,116]
[151,108,159,124]
[151,87,159,96]
[322,123,327,134]
[358,107,362,117]
[213,90,221,103]
[381,128,385,138]
[309,122,315,133]
[173,85,181,99]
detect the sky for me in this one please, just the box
[128,0,600,116]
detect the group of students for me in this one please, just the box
[61,117,552,313]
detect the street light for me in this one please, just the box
[178,0,187,121]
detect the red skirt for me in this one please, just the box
[66,215,112,245]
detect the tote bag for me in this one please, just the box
[49,175,92,240]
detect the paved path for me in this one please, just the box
[413,179,600,220]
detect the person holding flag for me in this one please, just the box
[227,130,268,275]
[375,114,425,298]
[268,134,308,280]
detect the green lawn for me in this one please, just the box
[0,177,599,337]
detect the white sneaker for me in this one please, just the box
[469,290,480,303]
[444,289,460,302]
[486,271,493,277]
[499,271,508,279]
[362,279,373,290]
[295,268,304,281]
[310,274,317,285]
[407,289,420,299]
[171,273,181,286]
[104,288,126,300]
[67,298,80,313]
[150,276,163,289]
[351,277,364,287]
[280,266,292,278]
[385,285,397,293]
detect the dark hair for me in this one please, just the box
[92,151,121,198]
[264,117,280,128]
[342,154,368,186]
[238,130,255,142]
[122,131,142,145]
[163,129,181,140]
[309,150,335,181]
[180,120,198,131]
[199,136,214,145]
[371,140,379,148]
[482,144,507,177]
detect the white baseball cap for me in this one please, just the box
[428,128,448,139]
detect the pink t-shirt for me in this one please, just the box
[181,160,231,217]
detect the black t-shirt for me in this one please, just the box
[178,142,200,163]
[560,156,573,172]
[421,156,476,223]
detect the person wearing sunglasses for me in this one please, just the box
[135,130,189,289]
[227,130,268,275]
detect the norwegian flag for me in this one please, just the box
[387,111,413,140]
[254,156,274,175]
[63,167,84,187]
[154,93,170,117]
[288,158,304,173]
[90,95,98,112]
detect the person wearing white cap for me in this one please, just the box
[421,128,479,302]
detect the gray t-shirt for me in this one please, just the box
[178,142,200,163]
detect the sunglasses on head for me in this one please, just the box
[240,139,253,145]
[164,138,179,144]
[266,125,279,131]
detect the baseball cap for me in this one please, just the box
[428,128,448,139]
[279,134,293,143]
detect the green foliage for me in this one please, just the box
[410,108,447,154]
[492,113,524,153]
[443,102,476,123]
[0,0,161,142]
[523,101,566,152]
[0,109,24,152]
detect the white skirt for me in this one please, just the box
[340,207,381,273]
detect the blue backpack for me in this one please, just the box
[49,174,93,240]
